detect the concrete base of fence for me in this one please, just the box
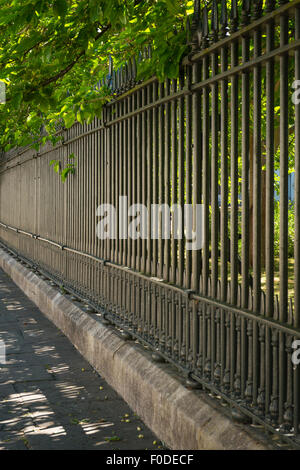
[0,248,272,450]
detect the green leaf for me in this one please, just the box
[53,0,68,17]
[49,159,61,173]
[61,166,75,182]
[63,112,76,129]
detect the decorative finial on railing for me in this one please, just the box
[132,56,137,80]
[118,67,121,91]
[251,0,263,20]
[124,62,128,87]
[186,15,192,45]
[241,0,251,26]
[109,55,113,77]
[201,5,209,49]
[210,0,219,43]
[116,68,120,92]
[123,65,127,90]
[112,70,116,92]
[191,0,200,50]
[192,0,200,32]
[195,12,202,49]
[128,62,132,90]
[127,60,132,88]
[265,0,276,13]
[119,65,123,90]
[220,0,228,39]
[230,0,238,33]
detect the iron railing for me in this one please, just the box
[1,0,300,448]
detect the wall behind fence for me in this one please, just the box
[1,0,300,448]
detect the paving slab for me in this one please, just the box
[0,383,15,397]
[0,328,24,354]
[0,268,160,450]
[0,364,55,384]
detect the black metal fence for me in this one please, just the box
[1,0,300,448]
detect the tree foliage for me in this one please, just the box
[0,0,193,152]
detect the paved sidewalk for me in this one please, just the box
[0,268,160,450]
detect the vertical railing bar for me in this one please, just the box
[128,94,132,269]
[241,31,250,400]
[158,82,165,280]
[152,82,159,277]
[119,99,124,265]
[100,110,105,261]
[252,23,263,408]
[230,37,239,394]
[94,119,98,304]
[123,96,128,266]
[113,100,118,268]
[71,123,75,288]
[230,41,239,306]
[201,56,209,296]
[264,14,276,422]
[86,120,89,294]
[137,89,142,272]
[266,18,275,320]
[220,41,229,304]
[83,120,87,294]
[164,78,171,282]
[294,4,300,437]
[191,59,201,369]
[107,109,112,264]
[191,60,201,292]
[171,78,178,285]
[279,7,290,325]
[83,120,87,292]
[90,119,94,295]
[178,71,185,288]
[147,82,153,275]
[185,67,192,290]
[211,47,219,301]
[131,92,137,270]
[210,44,219,386]
[142,85,147,274]
[279,10,289,426]
[110,109,115,263]
[82,120,86,292]
[220,34,229,393]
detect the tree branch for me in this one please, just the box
[36,24,111,90]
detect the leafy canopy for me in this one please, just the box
[0,0,193,152]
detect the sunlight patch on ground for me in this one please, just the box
[80,421,114,435]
